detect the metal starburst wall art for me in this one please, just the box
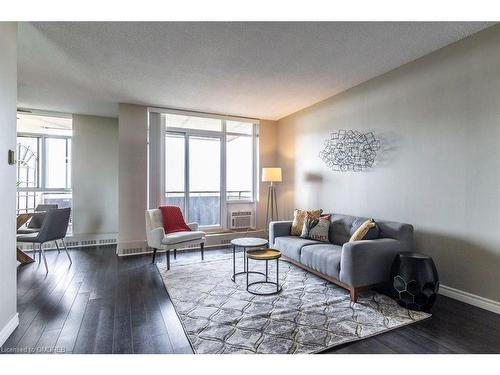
[319,129,380,172]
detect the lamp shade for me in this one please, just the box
[262,167,282,182]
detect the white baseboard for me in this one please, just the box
[116,240,149,256]
[0,313,19,347]
[440,284,500,314]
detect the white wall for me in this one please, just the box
[0,22,18,345]
[257,120,278,229]
[277,25,500,302]
[72,114,118,236]
[118,104,148,253]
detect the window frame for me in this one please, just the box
[16,132,72,214]
[157,108,259,231]
[225,130,256,203]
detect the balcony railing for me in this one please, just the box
[16,190,73,233]
[165,190,252,226]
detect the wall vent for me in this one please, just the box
[99,238,116,244]
[120,247,145,255]
[81,239,97,246]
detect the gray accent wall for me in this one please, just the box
[72,115,119,235]
[277,25,500,302]
[0,23,18,341]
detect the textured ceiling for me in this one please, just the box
[18,22,494,120]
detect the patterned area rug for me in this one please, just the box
[158,254,430,354]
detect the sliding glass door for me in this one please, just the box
[188,136,221,226]
[165,133,186,214]
[160,111,258,231]
[165,132,222,228]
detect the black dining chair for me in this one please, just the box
[17,207,72,273]
[17,204,58,234]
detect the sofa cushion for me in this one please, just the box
[162,230,205,245]
[274,236,320,261]
[300,244,343,279]
[328,214,358,245]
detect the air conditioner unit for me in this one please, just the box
[229,210,253,229]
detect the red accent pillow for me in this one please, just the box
[159,205,192,234]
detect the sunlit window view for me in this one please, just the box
[189,136,221,225]
[164,113,256,228]
[16,113,72,231]
[165,133,186,214]
[226,122,254,201]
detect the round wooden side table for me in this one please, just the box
[246,248,282,296]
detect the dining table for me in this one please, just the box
[16,212,35,265]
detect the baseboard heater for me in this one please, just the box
[16,233,118,251]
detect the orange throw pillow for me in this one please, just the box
[291,209,323,236]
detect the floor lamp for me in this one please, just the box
[262,167,282,227]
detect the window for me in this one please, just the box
[188,136,221,226]
[226,134,253,200]
[17,136,39,189]
[16,113,73,230]
[162,111,257,229]
[165,133,186,213]
[226,121,253,135]
[45,137,71,189]
[165,113,221,132]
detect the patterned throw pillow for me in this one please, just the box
[300,214,331,242]
[291,209,323,236]
[349,218,376,242]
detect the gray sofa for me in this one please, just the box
[269,213,415,302]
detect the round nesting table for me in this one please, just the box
[230,237,269,282]
[246,248,282,295]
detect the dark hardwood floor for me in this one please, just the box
[2,245,499,354]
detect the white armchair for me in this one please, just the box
[145,209,206,269]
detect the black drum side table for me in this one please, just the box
[390,252,439,312]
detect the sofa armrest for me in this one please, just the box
[269,221,293,246]
[147,227,165,249]
[187,222,199,231]
[339,238,403,288]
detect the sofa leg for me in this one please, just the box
[200,242,204,261]
[174,248,177,260]
[350,288,359,303]
[152,248,157,264]
[166,249,170,270]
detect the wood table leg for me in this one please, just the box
[17,213,36,265]
[17,248,35,265]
